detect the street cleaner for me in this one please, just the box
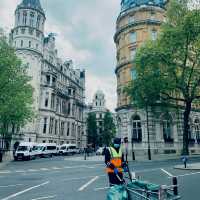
[105,138,126,186]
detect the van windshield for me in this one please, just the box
[17,146,28,151]
[61,146,66,150]
[33,146,43,151]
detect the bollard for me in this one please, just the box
[0,151,2,162]
[159,185,167,200]
[84,148,86,160]
[172,177,178,196]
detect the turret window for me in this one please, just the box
[21,40,23,47]
[30,12,35,27]
[130,49,136,60]
[151,30,157,41]
[17,12,20,24]
[29,41,31,48]
[22,11,27,25]
[36,15,41,29]
[130,32,137,43]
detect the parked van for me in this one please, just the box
[59,144,77,155]
[32,143,45,158]
[14,142,37,161]
[39,143,57,157]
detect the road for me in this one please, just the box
[0,155,200,200]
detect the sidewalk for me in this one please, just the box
[0,151,13,169]
[174,162,200,170]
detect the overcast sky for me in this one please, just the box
[0,0,121,111]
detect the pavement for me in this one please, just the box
[174,162,200,170]
[0,155,200,200]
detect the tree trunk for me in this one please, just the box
[182,101,192,155]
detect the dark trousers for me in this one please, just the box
[108,172,123,186]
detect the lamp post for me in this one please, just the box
[131,137,135,160]
[146,104,151,160]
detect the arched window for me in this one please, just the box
[22,11,27,25]
[36,15,41,29]
[132,115,142,142]
[162,114,173,143]
[30,12,35,27]
[194,119,200,142]
[17,12,20,24]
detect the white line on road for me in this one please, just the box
[52,167,62,170]
[30,195,56,200]
[78,176,99,191]
[94,186,109,191]
[0,184,23,188]
[40,168,49,171]
[168,171,200,178]
[1,181,49,200]
[0,171,11,174]
[28,169,39,172]
[15,170,26,173]
[62,174,105,182]
[161,168,173,177]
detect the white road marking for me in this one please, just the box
[1,181,49,200]
[40,168,49,171]
[62,174,105,182]
[0,171,11,174]
[15,170,26,173]
[169,171,200,178]
[28,169,39,172]
[30,195,56,200]
[94,186,109,191]
[52,167,62,170]
[0,184,23,188]
[78,176,99,191]
[161,168,173,177]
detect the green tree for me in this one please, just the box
[102,111,116,146]
[87,112,98,148]
[127,0,200,155]
[0,32,33,146]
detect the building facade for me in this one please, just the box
[115,0,200,157]
[85,90,117,146]
[86,91,108,139]
[9,0,86,148]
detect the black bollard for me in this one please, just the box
[0,150,2,163]
[173,177,178,196]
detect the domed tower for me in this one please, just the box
[93,90,106,108]
[10,0,46,142]
[115,0,166,140]
[12,0,45,53]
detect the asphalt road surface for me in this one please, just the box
[0,156,200,200]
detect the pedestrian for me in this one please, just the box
[105,138,125,186]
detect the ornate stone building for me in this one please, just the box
[115,0,200,157]
[9,0,86,147]
[85,90,117,146]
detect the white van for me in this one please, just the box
[14,142,37,161]
[39,143,57,157]
[32,143,45,158]
[59,144,77,155]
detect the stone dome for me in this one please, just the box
[121,0,167,11]
[17,0,44,14]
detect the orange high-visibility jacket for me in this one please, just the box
[106,147,123,173]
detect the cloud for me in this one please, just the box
[0,0,121,112]
[86,72,117,111]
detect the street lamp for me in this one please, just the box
[131,137,135,161]
[145,104,151,160]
